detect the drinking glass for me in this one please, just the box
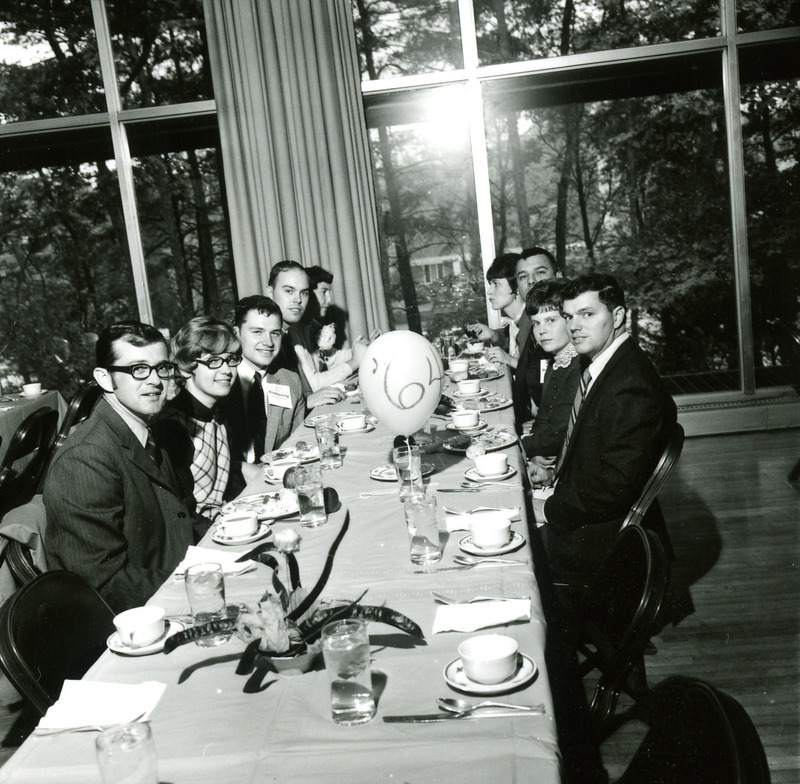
[185,563,230,647]
[315,417,343,470]
[321,618,375,725]
[96,722,157,784]
[295,464,327,527]
[392,444,424,501]
[403,494,441,565]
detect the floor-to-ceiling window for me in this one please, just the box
[354,0,800,396]
[0,0,234,396]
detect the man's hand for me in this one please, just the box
[486,346,516,369]
[307,386,346,409]
[466,323,499,344]
[526,457,554,489]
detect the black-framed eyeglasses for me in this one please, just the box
[195,355,243,369]
[106,362,177,380]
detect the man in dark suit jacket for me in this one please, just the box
[44,322,211,612]
[532,274,677,586]
[225,295,305,464]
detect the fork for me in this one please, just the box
[431,591,527,604]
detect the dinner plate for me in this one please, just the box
[262,444,319,464]
[458,531,525,557]
[452,388,489,400]
[107,619,186,656]
[219,489,299,520]
[211,521,271,545]
[442,429,517,454]
[444,653,537,695]
[370,462,436,482]
[304,411,367,429]
[463,465,517,483]
[445,419,488,433]
[477,394,513,413]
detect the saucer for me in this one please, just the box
[459,531,525,557]
[370,462,436,482]
[338,423,375,434]
[446,419,488,433]
[464,465,517,483]
[452,388,489,400]
[107,619,186,656]
[444,653,537,695]
[211,521,271,545]
[19,388,48,397]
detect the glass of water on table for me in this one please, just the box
[321,618,376,725]
[404,493,441,565]
[392,443,424,501]
[294,463,327,527]
[185,562,230,646]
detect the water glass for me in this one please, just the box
[96,722,157,784]
[321,618,376,725]
[403,494,441,565]
[392,444,424,501]
[295,464,327,528]
[315,417,343,470]
[185,563,230,647]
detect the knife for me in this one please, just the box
[383,711,541,723]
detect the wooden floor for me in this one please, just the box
[587,428,800,783]
[0,429,797,779]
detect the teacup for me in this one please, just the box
[217,510,259,538]
[449,358,469,374]
[113,606,166,649]
[458,634,519,684]
[451,409,479,430]
[466,341,484,354]
[473,452,508,477]
[264,458,300,483]
[21,383,42,396]
[469,511,512,549]
[339,413,367,431]
[457,379,481,395]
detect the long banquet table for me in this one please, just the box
[0,371,561,784]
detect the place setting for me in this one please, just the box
[443,634,538,696]
[106,606,186,657]
[211,511,271,546]
[463,452,517,485]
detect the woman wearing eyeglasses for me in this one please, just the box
[152,317,243,520]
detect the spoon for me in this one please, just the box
[453,556,528,566]
[442,506,519,516]
[437,698,545,715]
[459,481,521,489]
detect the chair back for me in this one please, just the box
[617,675,770,784]
[0,494,48,589]
[577,525,669,721]
[0,407,58,518]
[621,422,684,529]
[50,382,102,453]
[0,570,114,716]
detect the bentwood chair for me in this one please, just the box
[612,676,770,784]
[0,571,114,716]
[621,423,684,530]
[50,381,101,454]
[575,525,669,725]
[0,407,58,518]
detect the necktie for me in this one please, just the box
[145,429,162,467]
[554,366,592,477]
[248,372,267,458]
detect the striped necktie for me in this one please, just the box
[554,366,592,477]
[145,429,162,467]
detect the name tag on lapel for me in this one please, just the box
[266,382,292,409]
[539,359,549,384]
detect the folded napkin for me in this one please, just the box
[175,545,254,575]
[432,598,531,634]
[36,680,166,732]
[444,508,520,533]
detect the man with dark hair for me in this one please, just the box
[44,321,211,612]
[532,273,677,585]
[226,295,306,463]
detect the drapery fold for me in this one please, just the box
[204,0,389,336]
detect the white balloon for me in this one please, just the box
[358,331,445,436]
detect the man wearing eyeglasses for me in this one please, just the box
[44,321,211,613]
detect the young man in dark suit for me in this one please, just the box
[43,322,211,612]
[531,273,677,585]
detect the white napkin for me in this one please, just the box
[432,598,531,634]
[444,508,520,533]
[176,545,254,575]
[36,680,166,732]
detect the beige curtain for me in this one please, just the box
[203,0,389,335]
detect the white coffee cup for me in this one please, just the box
[113,606,166,649]
[473,452,508,477]
[457,379,481,395]
[22,383,42,396]
[449,358,469,374]
[458,634,519,684]
[339,413,367,431]
[218,510,259,538]
[264,458,300,482]
[451,409,479,430]
[466,341,484,354]
[469,510,512,549]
